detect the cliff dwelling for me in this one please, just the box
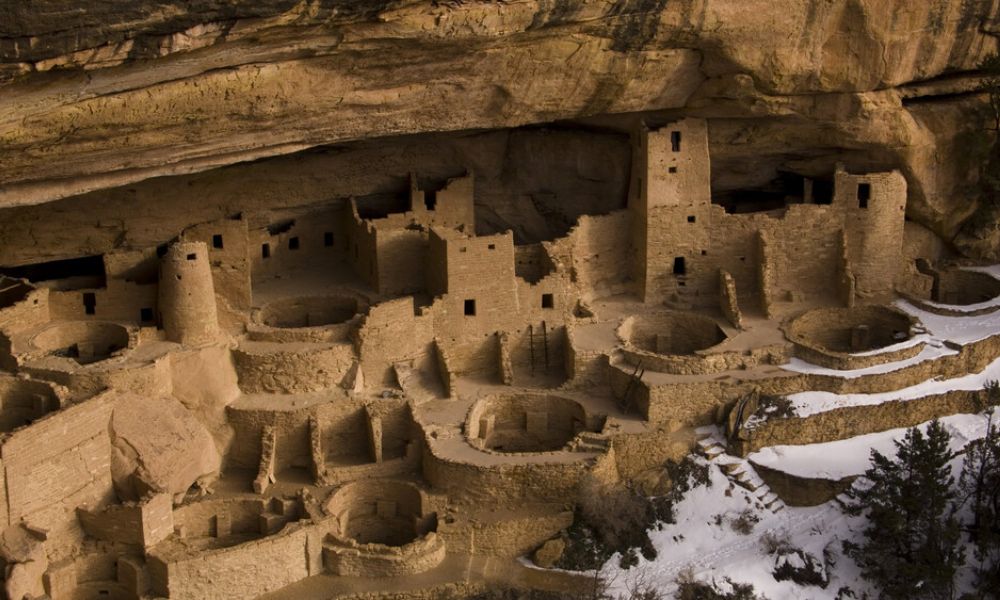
[2,1,1000,599]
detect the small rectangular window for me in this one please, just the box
[83,292,96,315]
[261,243,270,259]
[687,215,696,223]
[668,166,678,174]
[140,308,154,322]
[541,293,554,309]
[857,183,871,209]
[673,256,686,276]
[464,299,476,316]
[670,131,682,152]
[288,237,300,250]
[212,234,224,249]
[324,232,334,247]
[186,253,197,261]
[488,244,496,250]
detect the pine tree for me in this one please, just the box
[958,382,1000,598]
[847,420,964,600]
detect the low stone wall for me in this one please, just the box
[77,493,173,548]
[784,305,922,370]
[750,461,854,507]
[233,341,356,393]
[438,507,573,557]
[641,332,1000,430]
[422,444,592,506]
[620,343,790,376]
[324,532,446,577]
[735,389,986,455]
[149,519,329,600]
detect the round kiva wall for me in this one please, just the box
[933,269,1000,306]
[465,393,600,454]
[323,480,445,577]
[620,311,728,356]
[258,295,361,329]
[30,321,130,365]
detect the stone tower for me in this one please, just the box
[835,166,907,303]
[631,118,712,303]
[158,241,220,344]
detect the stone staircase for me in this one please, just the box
[695,427,786,514]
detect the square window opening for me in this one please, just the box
[324,232,335,247]
[212,234,224,249]
[542,293,554,309]
[669,166,678,174]
[488,244,496,250]
[464,299,476,316]
[673,256,686,276]
[857,183,871,208]
[186,253,197,261]
[83,292,96,315]
[288,237,300,250]
[687,215,696,223]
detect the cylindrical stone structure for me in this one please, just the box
[159,241,220,345]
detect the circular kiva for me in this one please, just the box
[258,295,361,329]
[785,305,922,370]
[932,269,1000,306]
[30,320,131,365]
[465,393,601,454]
[323,480,445,577]
[620,311,728,356]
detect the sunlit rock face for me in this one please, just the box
[0,0,998,255]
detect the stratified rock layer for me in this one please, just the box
[0,0,997,251]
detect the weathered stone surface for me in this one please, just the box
[532,537,566,569]
[109,394,221,501]
[0,0,997,246]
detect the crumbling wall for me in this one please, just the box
[77,493,173,548]
[563,211,633,300]
[252,204,348,277]
[357,297,434,386]
[149,520,326,600]
[0,280,49,335]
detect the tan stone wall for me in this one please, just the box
[438,509,572,557]
[837,168,907,303]
[357,297,434,386]
[0,283,49,335]
[77,492,173,548]
[751,462,853,507]
[181,216,253,327]
[422,444,590,506]
[150,521,327,600]
[737,389,988,455]
[233,342,356,394]
[158,242,220,345]
[0,391,115,547]
[635,119,712,303]
[250,204,349,282]
[563,211,634,300]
